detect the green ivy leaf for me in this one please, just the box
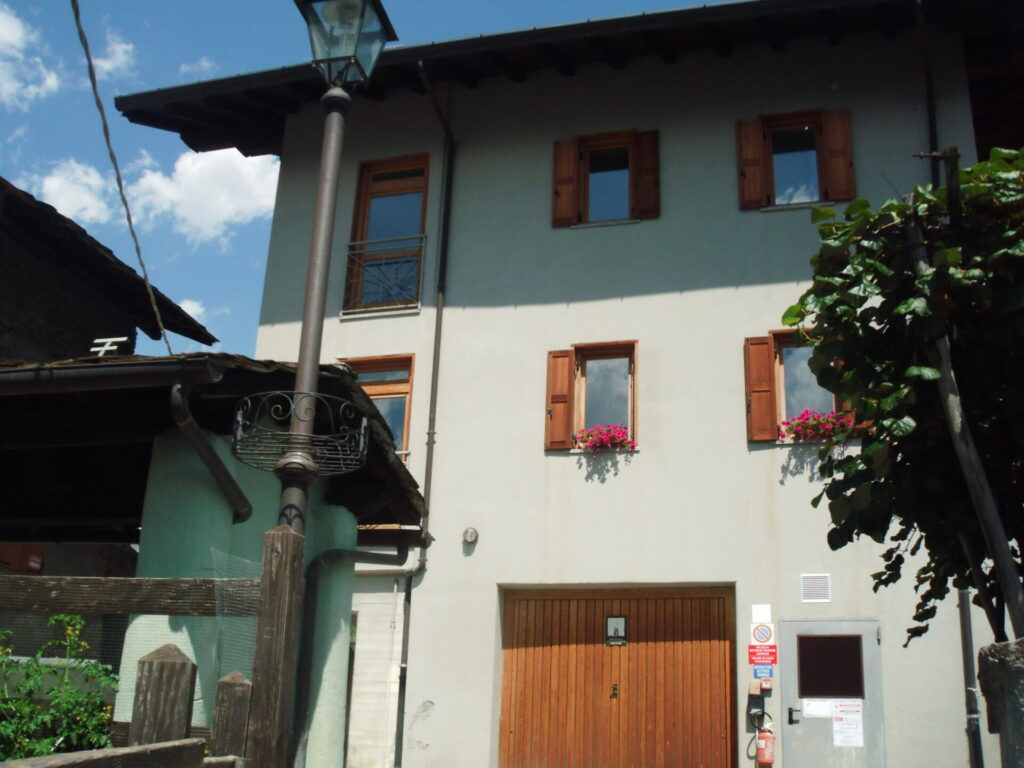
[781,303,805,326]
[894,296,930,316]
[905,366,940,380]
[880,415,917,436]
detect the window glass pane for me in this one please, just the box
[366,192,422,244]
[772,127,819,204]
[782,345,834,420]
[373,395,406,449]
[358,368,409,383]
[588,148,630,221]
[584,357,629,428]
[359,255,419,305]
[797,635,864,698]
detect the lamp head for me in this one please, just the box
[294,0,398,85]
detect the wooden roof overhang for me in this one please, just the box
[0,354,425,544]
[116,0,1023,161]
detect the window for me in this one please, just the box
[736,109,856,210]
[544,342,637,449]
[743,331,836,441]
[343,355,413,456]
[552,131,659,226]
[345,154,429,313]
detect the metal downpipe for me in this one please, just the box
[170,383,252,523]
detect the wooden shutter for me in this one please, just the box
[744,336,777,441]
[545,349,575,449]
[820,109,856,202]
[631,130,660,220]
[736,119,768,210]
[552,140,580,228]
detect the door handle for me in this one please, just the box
[610,683,619,699]
[788,707,801,725]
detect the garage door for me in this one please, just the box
[499,588,735,768]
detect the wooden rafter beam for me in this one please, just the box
[537,43,576,77]
[488,52,527,83]
[643,30,677,65]
[595,37,627,70]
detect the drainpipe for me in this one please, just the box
[293,543,410,768]
[170,383,252,523]
[915,0,940,186]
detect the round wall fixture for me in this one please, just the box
[462,527,479,544]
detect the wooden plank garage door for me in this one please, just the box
[499,588,734,768]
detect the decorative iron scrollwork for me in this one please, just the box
[232,391,368,476]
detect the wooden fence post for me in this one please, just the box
[129,644,197,746]
[210,671,252,757]
[245,525,305,768]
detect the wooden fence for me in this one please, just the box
[0,526,304,768]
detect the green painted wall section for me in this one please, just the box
[114,428,358,746]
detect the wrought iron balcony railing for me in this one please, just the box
[343,234,426,314]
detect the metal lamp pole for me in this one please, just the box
[275,86,352,534]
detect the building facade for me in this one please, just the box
[116,0,1024,765]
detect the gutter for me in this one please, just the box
[0,357,224,396]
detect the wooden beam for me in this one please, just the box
[394,67,427,95]
[487,52,527,82]
[643,30,677,64]
[3,739,205,768]
[594,37,627,70]
[437,58,479,89]
[245,527,305,768]
[130,644,197,746]
[0,576,260,616]
[537,44,576,77]
[703,24,732,57]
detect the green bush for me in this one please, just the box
[0,614,118,759]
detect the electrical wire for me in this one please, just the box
[70,0,173,357]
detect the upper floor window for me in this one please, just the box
[744,331,837,442]
[343,355,414,457]
[552,130,659,227]
[345,154,429,314]
[736,109,856,210]
[545,341,637,450]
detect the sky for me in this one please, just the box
[2,0,730,357]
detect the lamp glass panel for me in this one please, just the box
[354,2,387,79]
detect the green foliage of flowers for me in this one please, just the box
[778,408,855,441]
[574,423,636,453]
[782,147,1024,644]
[0,615,118,759]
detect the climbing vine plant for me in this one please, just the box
[782,147,1024,643]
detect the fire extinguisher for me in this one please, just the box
[755,724,775,766]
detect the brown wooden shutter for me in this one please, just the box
[552,140,580,228]
[820,109,856,202]
[736,119,768,210]
[631,130,660,219]
[744,336,777,441]
[545,349,575,449]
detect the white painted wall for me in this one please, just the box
[258,27,992,768]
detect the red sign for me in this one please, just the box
[748,645,778,665]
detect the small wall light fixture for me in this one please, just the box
[606,615,627,646]
[462,527,479,545]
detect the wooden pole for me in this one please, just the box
[907,219,1024,638]
[245,526,306,768]
[128,644,197,746]
[2,738,205,768]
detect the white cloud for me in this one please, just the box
[178,299,206,322]
[25,159,113,225]
[129,149,280,246]
[0,2,59,111]
[179,56,217,78]
[7,124,27,143]
[92,29,135,80]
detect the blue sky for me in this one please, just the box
[3,0,728,357]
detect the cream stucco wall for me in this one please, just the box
[257,27,993,768]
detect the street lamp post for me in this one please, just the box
[277,0,398,533]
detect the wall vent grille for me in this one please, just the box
[800,573,832,602]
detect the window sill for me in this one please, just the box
[339,305,421,321]
[544,448,640,455]
[570,218,641,230]
[759,201,836,213]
